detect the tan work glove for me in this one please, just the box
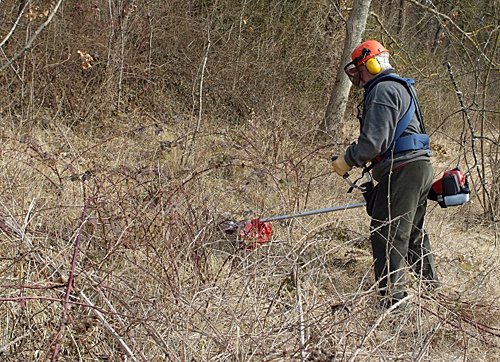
[332,155,352,177]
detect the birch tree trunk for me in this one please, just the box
[321,0,372,135]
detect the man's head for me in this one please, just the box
[344,40,391,87]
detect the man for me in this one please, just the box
[331,40,438,307]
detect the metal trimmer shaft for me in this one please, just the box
[260,202,366,222]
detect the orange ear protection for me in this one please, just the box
[365,57,381,75]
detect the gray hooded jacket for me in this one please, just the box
[344,69,433,181]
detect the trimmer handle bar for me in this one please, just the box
[331,156,373,192]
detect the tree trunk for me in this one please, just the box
[321,0,372,136]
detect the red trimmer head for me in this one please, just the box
[230,200,368,250]
[239,218,272,250]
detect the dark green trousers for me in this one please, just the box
[370,160,438,301]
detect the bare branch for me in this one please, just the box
[0,0,30,48]
[447,63,498,233]
[328,0,347,23]
[184,39,211,165]
[405,0,500,68]
[0,333,29,353]
[51,197,93,361]
[0,0,65,73]
[348,296,413,362]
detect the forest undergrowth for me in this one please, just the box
[0,111,499,361]
[1,0,500,361]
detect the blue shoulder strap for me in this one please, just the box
[365,75,429,157]
[364,74,415,98]
[387,97,415,154]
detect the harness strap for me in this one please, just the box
[383,98,415,157]
[365,74,430,158]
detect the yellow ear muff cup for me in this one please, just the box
[366,57,381,74]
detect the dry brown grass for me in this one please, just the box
[0,111,499,362]
[0,1,500,361]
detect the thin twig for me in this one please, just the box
[414,321,442,362]
[21,198,36,242]
[51,197,93,361]
[295,266,307,362]
[348,295,413,362]
[79,291,139,362]
[184,39,211,165]
[406,0,500,68]
[419,298,500,349]
[0,333,29,353]
[447,63,498,239]
[0,0,30,48]
[328,0,347,22]
[0,199,139,361]
[0,0,64,72]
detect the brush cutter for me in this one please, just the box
[230,158,374,249]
